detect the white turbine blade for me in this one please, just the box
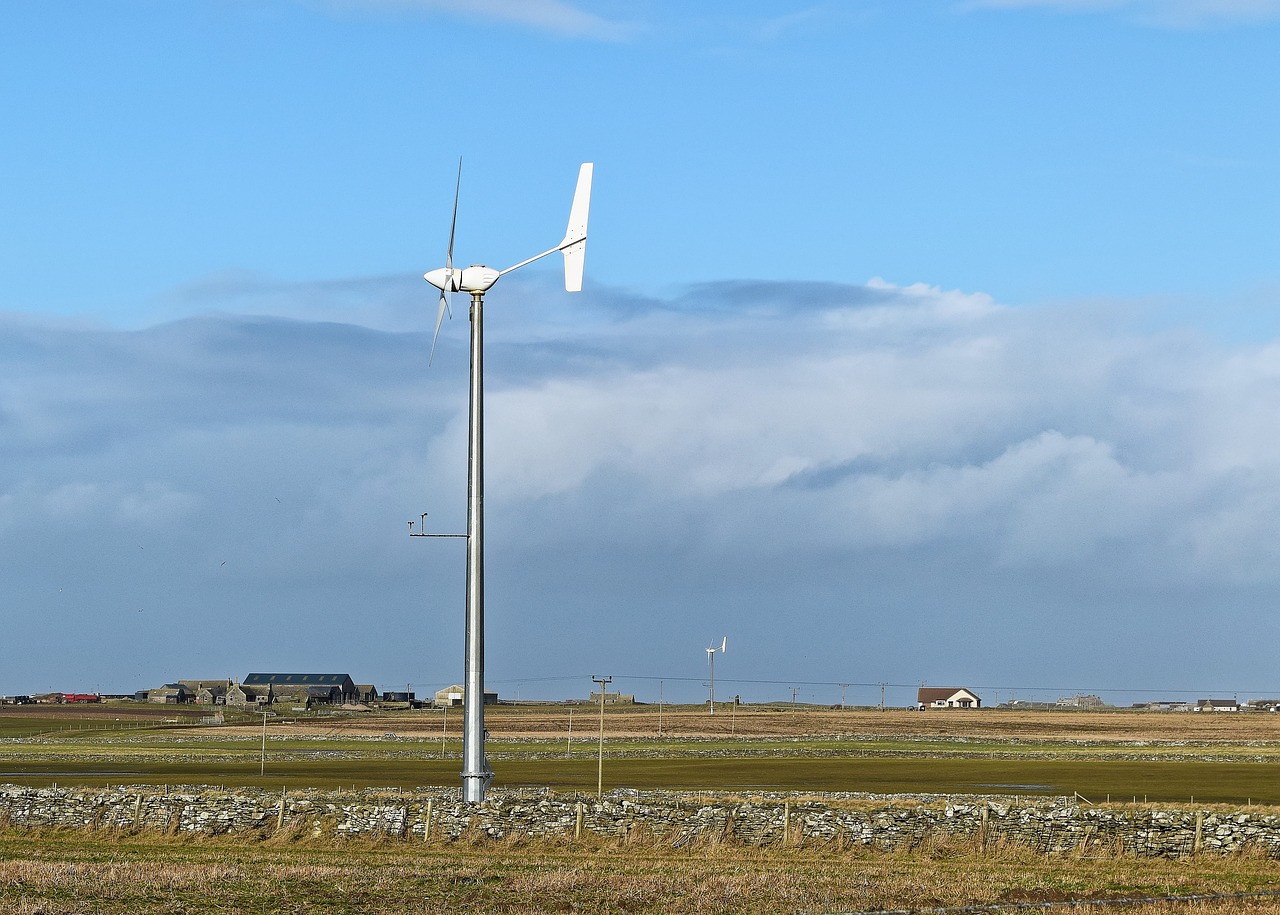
[447,157,461,270]
[720,636,727,654]
[560,162,592,292]
[429,291,448,365]
[426,158,462,367]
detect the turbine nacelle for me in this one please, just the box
[423,265,501,295]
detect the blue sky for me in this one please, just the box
[2,1,1280,706]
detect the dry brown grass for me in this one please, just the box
[3,824,1280,914]
[231,706,1280,744]
[18,701,1280,745]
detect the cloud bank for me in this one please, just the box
[3,277,1279,702]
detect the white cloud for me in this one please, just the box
[314,0,642,40]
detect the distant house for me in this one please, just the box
[1131,700,1192,712]
[354,684,379,704]
[917,687,981,710]
[180,680,232,705]
[225,682,267,708]
[196,686,227,705]
[1196,698,1240,712]
[242,673,357,707]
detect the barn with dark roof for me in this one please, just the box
[241,673,357,706]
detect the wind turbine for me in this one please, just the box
[706,636,726,715]
[427,160,593,362]
[421,161,593,804]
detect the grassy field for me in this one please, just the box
[4,704,1280,803]
[3,823,1280,914]
[6,704,1280,913]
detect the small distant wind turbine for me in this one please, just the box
[418,160,593,804]
[706,636,726,715]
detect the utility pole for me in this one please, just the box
[593,676,611,801]
[658,680,664,739]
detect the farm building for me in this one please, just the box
[147,684,192,704]
[589,690,636,705]
[241,673,358,707]
[180,680,232,705]
[434,684,498,707]
[917,687,981,709]
[225,682,267,708]
[1056,694,1105,708]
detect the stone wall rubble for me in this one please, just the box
[1,784,1277,858]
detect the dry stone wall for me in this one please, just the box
[2,784,1278,858]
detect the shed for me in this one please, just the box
[148,683,192,704]
[434,684,498,707]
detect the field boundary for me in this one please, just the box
[3,783,1280,857]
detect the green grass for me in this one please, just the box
[6,706,1280,804]
[3,749,1280,804]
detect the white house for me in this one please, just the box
[1195,698,1239,712]
[917,687,981,709]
